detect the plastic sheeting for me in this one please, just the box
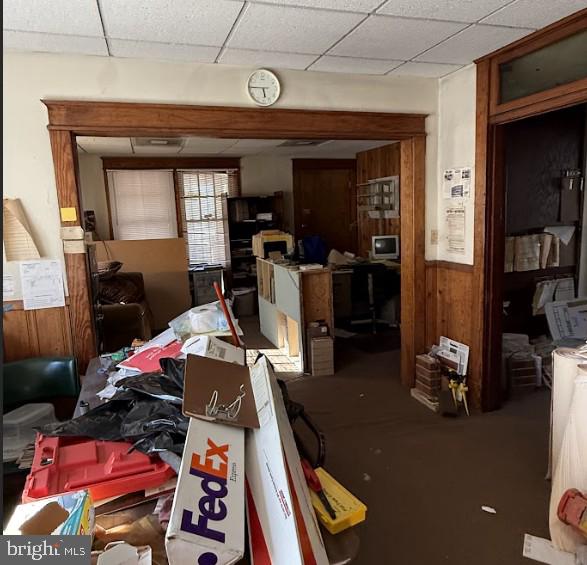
[37,358,188,455]
[549,350,587,553]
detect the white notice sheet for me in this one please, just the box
[19,260,65,310]
[446,207,466,255]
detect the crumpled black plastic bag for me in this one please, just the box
[37,358,188,455]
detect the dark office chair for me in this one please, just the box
[350,263,388,333]
[3,357,80,420]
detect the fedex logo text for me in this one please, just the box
[181,438,230,546]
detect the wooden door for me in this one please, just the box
[293,160,357,253]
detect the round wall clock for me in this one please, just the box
[247,69,281,107]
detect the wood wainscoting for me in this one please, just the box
[425,261,480,407]
[3,302,73,363]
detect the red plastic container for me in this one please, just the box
[23,435,175,502]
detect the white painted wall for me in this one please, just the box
[3,51,439,298]
[240,155,294,231]
[78,154,110,239]
[436,64,477,264]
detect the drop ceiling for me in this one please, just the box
[3,1,585,79]
[76,136,395,158]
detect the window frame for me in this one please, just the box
[102,157,241,266]
[484,15,587,123]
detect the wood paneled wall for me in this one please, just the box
[425,262,480,408]
[356,143,401,257]
[3,303,73,363]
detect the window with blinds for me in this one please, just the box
[107,169,178,240]
[177,169,239,267]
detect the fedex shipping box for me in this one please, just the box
[166,417,245,565]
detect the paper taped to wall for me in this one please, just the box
[19,260,65,310]
[445,206,465,254]
[3,275,15,299]
[443,168,472,199]
[3,198,40,261]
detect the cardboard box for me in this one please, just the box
[166,418,245,565]
[5,489,94,535]
[245,357,329,565]
[181,335,245,366]
[182,354,260,429]
[310,337,333,376]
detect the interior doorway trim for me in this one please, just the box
[474,9,587,410]
[44,100,427,384]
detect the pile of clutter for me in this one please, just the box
[411,336,470,416]
[5,294,367,564]
[503,333,555,393]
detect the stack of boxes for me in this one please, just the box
[415,354,441,401]
[307,322,334,376]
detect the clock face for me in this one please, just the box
[247,69,281,107]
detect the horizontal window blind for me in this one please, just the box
[178,169,239,267]
[107,170,178,240]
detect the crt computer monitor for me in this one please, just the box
[371,235,400,260]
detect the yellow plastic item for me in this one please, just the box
[309,467,367,534]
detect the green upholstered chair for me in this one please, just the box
[3,357,80,419]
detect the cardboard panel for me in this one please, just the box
[95,238,190,330]
[274,266,301,322]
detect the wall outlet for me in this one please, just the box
[430,229,439,245]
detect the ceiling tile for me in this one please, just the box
[309,55,403,74]
[77,137,133,155]
[223,139,288,155]
[331,15,467,60]
[416,24,533,64]
[480,0,587,28]
[389,61,463,77]
[228,3,364,54]
[377,0,514,23]
[181,137,239,154]
[246,0,382,12]
[100,0,244,46]
[219,48,317,70]
[109,40,219,63]
[3,0,103,36]
[3,31,108,56]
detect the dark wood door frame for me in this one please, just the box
[44,100,427,386]
[474,10,587,410]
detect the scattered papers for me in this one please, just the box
[522,534,575,565]
[117,341,182,373]
[481,506,497,514]
[3,198,40,261]
[545,226,575,247]
[545,298,587,342]
[19,260,65,310]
